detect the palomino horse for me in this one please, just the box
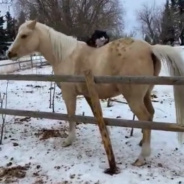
[7,20,184,166]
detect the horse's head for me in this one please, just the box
[7,20,39,60]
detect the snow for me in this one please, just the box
[0,55,184,183]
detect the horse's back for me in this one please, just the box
[83,38,154,77]
[69,38,156,98]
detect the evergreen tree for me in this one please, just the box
[0,12,8,59]
[178,0,184,45]
[29,4,38,20]
[17,10,26,27]
[5,11,16,41]
[160,0,175,45]
[170,0,181,45]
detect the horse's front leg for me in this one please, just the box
[62,91,77,147]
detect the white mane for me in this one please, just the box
[69,35,86,45]
[38,23,78,62]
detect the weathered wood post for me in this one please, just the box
[30,55,33,68]
[18,61,21,70]
[84,70,118,175]
[130,114,136,136]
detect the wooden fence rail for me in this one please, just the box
[0,59,45,67]
[0,108,184,132]
[0,74,184,85]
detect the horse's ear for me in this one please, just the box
[28,19,37,30]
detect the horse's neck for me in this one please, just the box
[37,24,78,65]
[36,25,55,64]
[58,34,78,61]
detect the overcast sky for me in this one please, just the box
[123,0,166,35]
[0,0,167,37]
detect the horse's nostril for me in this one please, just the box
[7,51,12,58]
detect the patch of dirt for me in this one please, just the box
[33,178,44,184]
[14,117,31,124]
[151,94,157,99]
[23,91,34,93]
[53,179,100,184]
[35,129,68,140]
[26,84,46,89]
[0,164,30,183]
[34,85,43,89]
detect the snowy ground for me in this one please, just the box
[0,64,184,184]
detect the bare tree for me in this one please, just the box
[13,0,125,37]
[136,2,164,44]
[0,0,13,12]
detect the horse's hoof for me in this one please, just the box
[132,158,146,167]
[139,140,143,147]
[62,139,72,147]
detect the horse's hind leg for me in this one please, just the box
[124,94,152,166]
[139,89,155,146]
[144,89,155,121]
[62,91,77,147]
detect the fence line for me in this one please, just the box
[0,54,49,73]
[0,70,184,174]
[0,74,183,85]
[0,108,184,132]
[0,59,48,67]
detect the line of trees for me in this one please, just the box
[137,0,184,45]
[12,0,126,40]
[2,0,184,60]
[13,0,184,46]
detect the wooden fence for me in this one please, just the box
[0,54,49,72]
[0,74,183,84]
[0,59,48,69]
[0,71,184,174]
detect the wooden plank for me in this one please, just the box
[84,70,118,175]
[130,114,136,137]
[0,74,183,85]
[30,55,33,68]
[0,108,184,132]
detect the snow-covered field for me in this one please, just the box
[0,58,184,183]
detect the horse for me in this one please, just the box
[6,20,184,167]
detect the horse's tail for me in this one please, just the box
[151,44,184,144]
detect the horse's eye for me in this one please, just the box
[21,35,27,39]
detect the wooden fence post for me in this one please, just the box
[84,70,118,175]
[30,55,33,68]
[18,61,21,70]
[130,114,136,137]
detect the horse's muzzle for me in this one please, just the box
[7,51,18,59]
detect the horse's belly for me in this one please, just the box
[76,83,119,99]
[95,84,119,99]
